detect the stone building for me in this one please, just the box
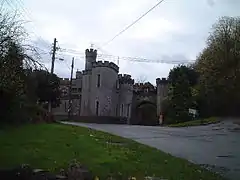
[53,48,168,125]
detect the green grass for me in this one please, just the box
[168,117,220,127]
[0,123,223,180]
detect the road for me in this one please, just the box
[61,121,240,180]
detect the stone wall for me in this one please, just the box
[118,83,133,122]
[156,78,168,116]
[53,98,81,116]
[71,116,127,124]
[81,71,92,116]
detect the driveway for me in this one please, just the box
[61,121,240,180]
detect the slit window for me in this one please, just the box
[127,104,130,117]
[116,80,120,89]
[96,101,99,115]
[116,105,118,116]
[97,74,100,87]
[121,104,124,116]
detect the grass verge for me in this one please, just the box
[0,123,223,180]
[168,117,220,127]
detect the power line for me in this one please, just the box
[59,48,195,65]
[101,0,166,48]
[8,0,51,48]
[3,0,16,11]
[5,0,57,69]
[68,57,74,118]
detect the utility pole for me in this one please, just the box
[51,38,57,74]
[48,38,57,113]
[68,57,74,119]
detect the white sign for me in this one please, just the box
[189,108,197,115]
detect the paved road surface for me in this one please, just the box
[61,121,240,180]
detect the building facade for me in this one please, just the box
[53,48,168,124]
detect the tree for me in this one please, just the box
[31,70,61,108]
[0,40,27,123]
[195,16,240,117]
[136,75,147,83]
[0,10,43,124]
[165,65,199,123]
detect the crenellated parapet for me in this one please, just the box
[59,78,70,82]
[134,82,155,88]
[133,83,144,88]
[92,61,119,73]
[59,78,70,81]
[59,78,70,86]
[82,70,92,75]
[156,77,168,85]
[85,48,97,58]
[133,82,156,93]
[118,74,134,84]
[76,71,82,79]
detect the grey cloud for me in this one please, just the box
[207,0,215,7]
[23,0,240,83]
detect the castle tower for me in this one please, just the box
[90,61,119,116]
[85,48,97,70]
[118,74,134,124]
[156,78,169,116]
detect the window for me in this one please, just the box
[121,104,124,116]
[127,104,130,117]
[72,88,77,92]
[116,80,120,89]
[96,101,99,116]
[97,74,100,87]
[116,105,118,116]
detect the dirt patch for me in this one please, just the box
[106,141,126,146]
[200,164,230,176]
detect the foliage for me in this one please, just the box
[0,42,26,123]
[0,10,45,124]
[0,123,223,180]
[30,70,61,108]
[164,16,240,123]
[164,65,199,123]
[194,16,240,117]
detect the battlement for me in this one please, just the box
[118,74,134,84]
[82,70,92,75]
[134,83,144,87]
[118,74,132,79]
[133,82,156,92]
[59,78,70,81]
[76,71,82,74]
[156,77,168,85]
[59,78,70,85]
[92,61,119,72]
[85,48,97,58]
[76,71,82,79]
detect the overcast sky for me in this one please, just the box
[7,0,240,84]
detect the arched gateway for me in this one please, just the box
[129,84,158,125]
